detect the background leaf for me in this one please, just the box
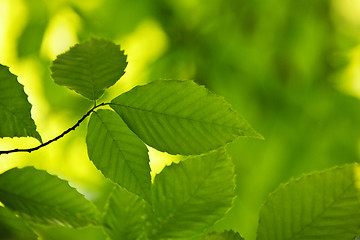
[51,37,127,100]
[31,224,107,240]
[0,206,38,240]
[111,80,261,155]
[202,230,245,240]
[86,109,151,202]
[0,64,41,142]
[0,167,100,228]
[103,185,146,240]
[147,149,235,239]
[257,163,360,240]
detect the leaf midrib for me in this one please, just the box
[286,182,355,240]
[150,160,221,239]
[93,112,151,201]
[111,103,240,130]
[0,188,94,224]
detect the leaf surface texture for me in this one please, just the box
[0,167,100,228]
[51,38,127,100]
[257,163,360,240]
[111,80,261,155]
[147,149,235,239]
[103,186,145,240]
[86,109,151,202]
[0,64,41,142]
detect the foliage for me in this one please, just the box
[2,0,360,237]
[1,34,359,239]
[0,38,259,239]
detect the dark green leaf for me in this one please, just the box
[86,109,151,202]
[51,37,127,100]
[0,167,100,228]
[257,163,360,240]
[103,186,145,240]
[111,80,262,155]
[202,230,245,240]
[0,206,37,240]
[0,64,42,142]
[30,224,107,240]
[147,149,235,239]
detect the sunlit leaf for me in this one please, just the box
[51,37,127,100]
[0,64,42,142]
[257,163,360,240]
[202,230,245,240]
[111,80,262,155]
[103,185,145,240]
[0,206,37,240]
[0,167,100,228]
[147,149,235,239]
[86,109,151,202]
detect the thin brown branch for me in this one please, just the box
[0,102,109,155]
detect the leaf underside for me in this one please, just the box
[257,163,360,240]
[147,149,235,239]
[86,109,151,202]
[51,37,128,100]
[103,185,145,240]
[0,64,42,142]
[0,167,100,228]
[111,80,262,155]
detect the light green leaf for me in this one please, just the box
[0,64,42,142]
[111,80,262,155]
[103,185,145,240]
[147,149,235,239]
[86,109,151,202]
[0,206,37,240]
[202,230,245,240]
[257,163,360,240]
[0,167,100,228]
[51,37,127,100]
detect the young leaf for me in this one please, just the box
[147,149,235,239]
[86,109,151,202]
[0,64,42,142]
[103,185,146,240]
[51,38,127,100]
[257,163,360,240]
[0,206,38,240]
[0,167,100,228]
[111,80,262,155]
[202,230,245,240]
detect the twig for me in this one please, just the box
[0,102,109,155]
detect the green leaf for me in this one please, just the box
[147,149,235,239]
[51,37,128,100]
[111,80,262,155]
[86,109,151,202]
[31,224,107,240]
[202,230,245,240]
[103,185,146,240]
[0,206,37,240]
[0,64,42,142]
[0,167,100,228]
[257,163,360,240]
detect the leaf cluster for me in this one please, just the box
[1,38,360,240]
[0,38,258,239]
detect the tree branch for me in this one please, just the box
[0,102,109,155]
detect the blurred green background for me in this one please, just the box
[1,0,360,239]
